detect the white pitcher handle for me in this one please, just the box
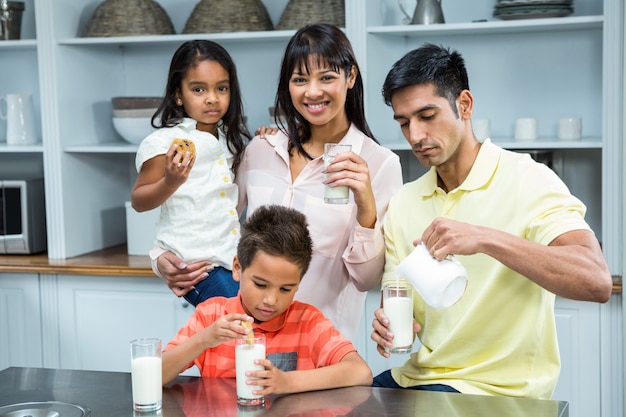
[397,0,412,25]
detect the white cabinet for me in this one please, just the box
[552,297,603,417]
[0,273,43,369]
[55,274,193,372]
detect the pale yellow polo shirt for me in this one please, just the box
[382,139,591,399]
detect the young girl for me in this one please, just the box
[131,40,250,306]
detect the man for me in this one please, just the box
[370,43,612,399]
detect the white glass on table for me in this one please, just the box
[130,338,162,412]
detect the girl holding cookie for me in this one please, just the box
[131,39,250,305]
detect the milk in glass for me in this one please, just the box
[236,334,266,406]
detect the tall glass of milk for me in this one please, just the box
[129,338,162,412]
[236,333,266,406]
[323,143,352,204]
[382,280,414,354]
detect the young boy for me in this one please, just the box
[161,205,373,394]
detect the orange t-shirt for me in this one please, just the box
[165,294,356,377]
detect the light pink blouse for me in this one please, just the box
[236,124,403,341]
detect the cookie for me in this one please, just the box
[241,320,254,345]
[171,138,196,159]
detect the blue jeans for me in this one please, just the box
[183,266,239,306]
[372,370,460,393]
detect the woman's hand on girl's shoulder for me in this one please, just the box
[254,125,279,140]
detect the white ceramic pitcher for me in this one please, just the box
[0,91,37,145]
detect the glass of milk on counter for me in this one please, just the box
[130,338,162,412]
[236,333,266,406]
[382,279,414,354]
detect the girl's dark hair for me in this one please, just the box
[274,23,377,160]
[153,40,251,174]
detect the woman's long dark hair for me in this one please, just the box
[275,23,377,160]
[153,40,250,174]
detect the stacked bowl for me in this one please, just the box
[112,97,162,144]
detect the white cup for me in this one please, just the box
[395,243,468,309]
[558,117,582,141]
[323,143,351,204]
[382,279,414,354]
[236,333,266,406]
[473,118,491,142]
[0,91,37,145]
[514,117,538,141]
[130,338,162,412]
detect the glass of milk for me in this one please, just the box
[236,333,266,406]
[129,338,162,412]
[323,143,352,204]
[382,280,414,354]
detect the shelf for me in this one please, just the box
[64,143,137,154]
[0,39,37,50]
[58,30,297,47]
[67,137,602,154]
[367,15,603,37]
[0,143,44,153]
[384,137,602,151]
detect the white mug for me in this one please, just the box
[558,117,582,141]
[395,243,468,309]
[514,117,537,141]
[0,91,37,145]
[473,118,491,142]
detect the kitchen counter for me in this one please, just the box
[0,367,568,417]
[0,245,153,277]
[0,245,621,293]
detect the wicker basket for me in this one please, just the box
[183,0,273,34]
[276,0,345,30]
[82,0,175,37]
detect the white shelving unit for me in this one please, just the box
[0,0,618,261]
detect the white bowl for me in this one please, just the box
[113,116,155,145]
[113,108,158,118]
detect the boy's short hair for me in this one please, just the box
[237,205,313,277]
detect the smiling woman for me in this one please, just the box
[233,23,404,342]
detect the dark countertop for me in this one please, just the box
[0,367,568,417]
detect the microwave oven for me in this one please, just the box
[0,178,47,254]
